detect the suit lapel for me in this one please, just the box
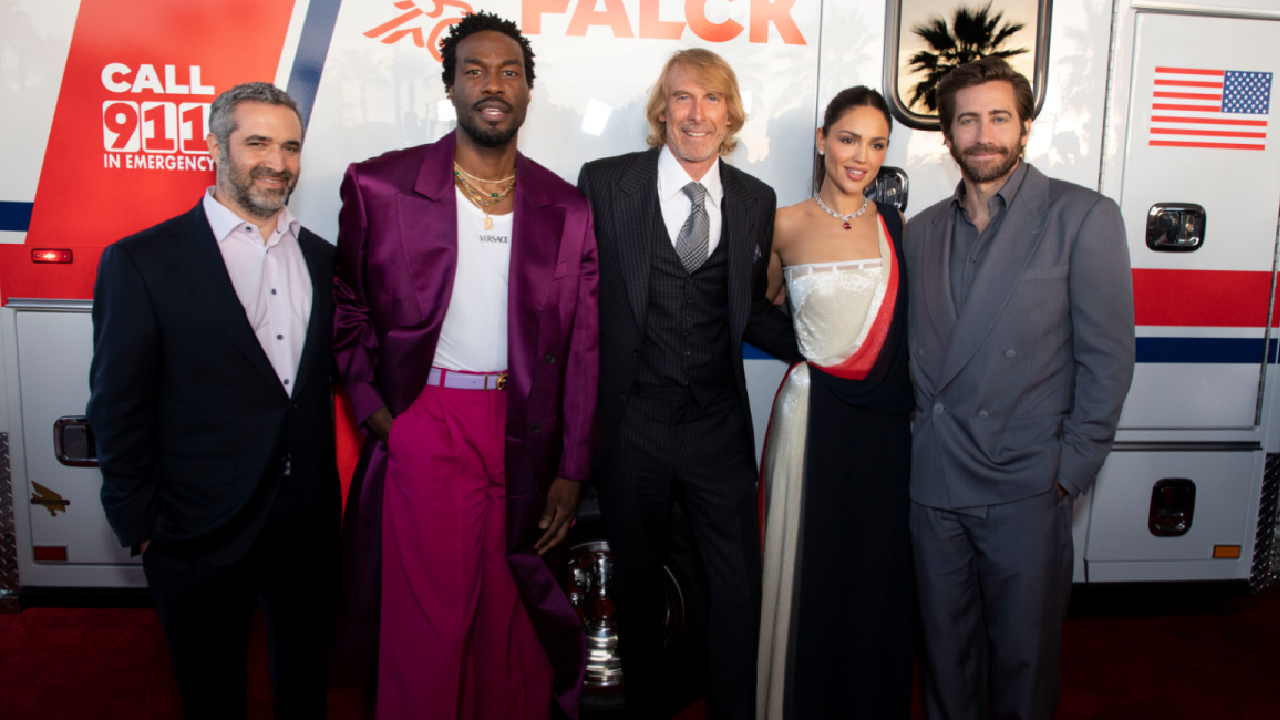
[399,133,460,323]
[615,149,660,328]
[292,230,330,400]
[164,203,283,393]
[918,207,957,357]
[719,164,757,339]
[937,165,1051,389]
[508,154,563,399]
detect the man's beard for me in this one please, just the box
[222,159,296,220]
[951,141,1022,184]
[458,100,522,148]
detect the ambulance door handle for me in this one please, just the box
[53,416,99,467]
[866,166,909,214]
[1146,203,1205,252]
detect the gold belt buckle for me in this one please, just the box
[496,372,509,391]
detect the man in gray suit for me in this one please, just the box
[905,57,1135,720]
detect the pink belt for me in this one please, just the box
[426,367,508,391]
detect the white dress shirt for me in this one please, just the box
[203,188,312,392]
[657,144,724,253]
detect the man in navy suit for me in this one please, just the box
[88,82,339,720]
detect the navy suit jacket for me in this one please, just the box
[88,201,340,565]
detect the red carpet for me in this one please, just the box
[2,585,1278,719]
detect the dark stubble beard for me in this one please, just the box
[221,157,297,221]
[458,100,522,148]
[951,141,1022,185]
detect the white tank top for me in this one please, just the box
[432,187,512,371]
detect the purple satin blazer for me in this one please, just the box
[333,131,597,716]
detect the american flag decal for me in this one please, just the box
[1150,67,1272,151]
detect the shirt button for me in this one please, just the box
[1005,349,1017,358]
[978,410,989,419]
[284,379,290,385]
[276,334,283,341]
[544,353,555,364]
[933,403,944,414]
[270,289,277,295]
[917,348,924,357]
[530,422,540,433]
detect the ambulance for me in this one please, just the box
[2,0,1278,704]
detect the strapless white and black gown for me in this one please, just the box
[757,211,914,719]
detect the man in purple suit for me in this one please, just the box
[334,12,596,719]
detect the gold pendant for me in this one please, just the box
[484,215,494,230]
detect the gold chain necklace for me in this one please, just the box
[454,168,516,230]
[453,162,515,185]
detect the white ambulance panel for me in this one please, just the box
[1087,449,1256,579]
[7,305,143,587]
[1112,11,1280,429]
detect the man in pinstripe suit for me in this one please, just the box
[577,49,799,720]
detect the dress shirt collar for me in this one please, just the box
[658,144,723,210]
[203,187,300,247]
[948,160,1031,218]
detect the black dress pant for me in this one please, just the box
[598,390,761,720]
[143,486,336,720]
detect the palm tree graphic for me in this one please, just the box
[906,2,1029,113]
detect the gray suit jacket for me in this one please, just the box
[906,163,1135,509]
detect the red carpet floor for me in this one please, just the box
[2,584,1277,719]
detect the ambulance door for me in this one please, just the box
[1089,8,1280,581]
[5,303,144,588]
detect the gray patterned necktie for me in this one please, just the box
[675,182,709,273]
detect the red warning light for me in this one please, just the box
[33,546,69,562]
[31,248,73,264]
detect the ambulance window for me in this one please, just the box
[886,0,1050,130]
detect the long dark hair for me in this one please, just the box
[812,86,893,194]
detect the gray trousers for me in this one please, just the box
[910,489,1073,720]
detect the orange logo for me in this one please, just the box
[523,0,806,45]
[364,0,475,61]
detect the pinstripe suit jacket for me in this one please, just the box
[577,148,799,458]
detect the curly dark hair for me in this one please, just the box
[439,11,535,91]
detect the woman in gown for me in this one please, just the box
[756,87,914,719]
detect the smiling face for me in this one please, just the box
[658,62,730,179]
[817,105,890,197]
[449,30,530,149]
[207,101,302,222]
[944,80,1029,187]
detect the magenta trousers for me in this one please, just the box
[377,381,553,720]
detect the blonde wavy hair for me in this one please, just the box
[644,49,746,157]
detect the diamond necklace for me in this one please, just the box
[814,194,869,230]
